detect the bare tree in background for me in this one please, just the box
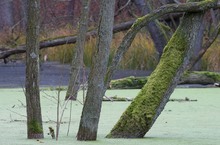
[25,0,44,139]
[65,0,91,100]
[20,0,28,29]
[133,0,168,58]
[67,0,75,25]
[0,0,14,31]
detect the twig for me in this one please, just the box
[56,89,60,141]
[56,90,71,140]
[41,90,58,100]
[82,64,86,103]
[103,95,114,102]
[76,99,83,105]
[18,99,26,107]
[7,109,26,117]
[115,0,131,17]
[66,100,73,136]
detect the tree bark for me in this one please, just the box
[190,18,205,70]
[133,0,168,57]
[65,0,91,100]
[77,0,115,140]
[106,0,216,138]
[187,20,220,70]
[25,0,44,139]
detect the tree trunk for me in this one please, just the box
[106,0,210,138]
[133,0,168,57]
[25,0,44,139]
[77,0,115,141]
[190,18,205,70]
[0,0,14,31]
[67,0,75,25]
[187,17,220,71]
[65,0,91,100]
[20,0,28,30]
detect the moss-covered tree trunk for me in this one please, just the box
[106,0,211,138]
[25,0,44,139]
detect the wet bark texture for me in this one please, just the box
[106,0,212,138]
[25,0,44,139]
[65,0,91,100]
[77,0,115,141]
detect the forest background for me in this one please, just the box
[0,0,219,71]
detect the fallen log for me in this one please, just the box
[109,71,220,89]
[0,20,134,60]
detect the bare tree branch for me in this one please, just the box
[115,0,131,17]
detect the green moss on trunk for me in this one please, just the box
[106,1,210,138]
[107,32,187,137]
[28,120,43,133]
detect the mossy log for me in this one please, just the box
[110,76,148,89]
[109,71,220,89]
[179,71,220,85]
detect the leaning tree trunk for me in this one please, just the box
[106,0,210,138]
[77,0,115,141]
[25,0,44,139]
[65,0,91,100]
